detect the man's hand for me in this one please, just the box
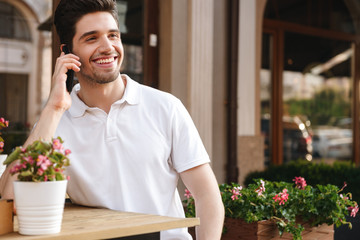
[47,52,81,113]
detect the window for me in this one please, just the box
[117,0,144,83]
[116,0,159,88]
[262,0,359,165]
[0,2,31,41]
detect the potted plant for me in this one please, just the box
[184,177,358,240]
[0,117,9,176]
[3,137,71,235]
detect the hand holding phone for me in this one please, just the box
[62,45,75,93]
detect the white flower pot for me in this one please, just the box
[13,180,67,235]
[0,154,7,177]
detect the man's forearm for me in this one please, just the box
[195,192,224,239]
[23,106,65,147]
[180,164,225,240]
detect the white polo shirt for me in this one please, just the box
[55,75,210,239]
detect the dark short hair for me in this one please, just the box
[54,0,119,51]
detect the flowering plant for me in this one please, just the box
[0,117,9,153]
[3,137,71,182]
[184,177,358,240]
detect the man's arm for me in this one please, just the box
[0,52,80,199]
[180,163,224,240]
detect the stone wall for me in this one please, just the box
[238,135,265,185]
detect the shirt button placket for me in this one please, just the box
[106,108,118,142]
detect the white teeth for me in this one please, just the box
[95,57,115,64]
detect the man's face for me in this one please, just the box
[72,12,124,84]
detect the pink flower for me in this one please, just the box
[37,155,47,162]
[0,118,9,127]
[65,149,71,155]
[273,189,289,205]
[21,162,27,169]
[52,138,63,151]
[293,176,307,190]
[37,168,44,176]
[10,163,22,174]
[348,205,359,217]
[255,180,266,196]
[36,155,52,170]
[184,189,192,199]
[44,175,48,181]
[340,194,349,200]
[231,186,242,200]
[66,175,71,181]
[23,156,34,164]
[0,142,3,149]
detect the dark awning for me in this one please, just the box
[37,15,53,31]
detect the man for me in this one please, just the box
[0,0,224,239]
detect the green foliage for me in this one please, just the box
[4,137,71,182]
[184,177,358,240]
[245,160,360,203]
[0,117,9,153]
[184,197,195,218]
[285,88,350,126]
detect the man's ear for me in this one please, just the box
[60,44,66,53]
[61,45,71,54]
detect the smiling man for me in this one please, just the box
[0,0,224,239]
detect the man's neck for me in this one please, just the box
[77,75,127,114]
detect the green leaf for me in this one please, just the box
[19,170,33,177]
[3,147,22,165]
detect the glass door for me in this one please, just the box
[261,28,354,165]
[283,32,353,163]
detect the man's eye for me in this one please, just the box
[86,37,96,41]
[109,33,119,38]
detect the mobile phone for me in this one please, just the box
[62,45,74,93]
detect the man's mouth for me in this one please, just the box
[93,56,117,64]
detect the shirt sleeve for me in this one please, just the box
[170,98,210,173]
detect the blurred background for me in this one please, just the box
[1,0,360,186]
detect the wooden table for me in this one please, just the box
[0,203,199,239]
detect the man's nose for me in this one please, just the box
[98,36,114,53]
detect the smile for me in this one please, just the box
[93,57,117,64]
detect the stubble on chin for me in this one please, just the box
[77,69,121,85]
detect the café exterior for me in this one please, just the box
[1,0,360,186]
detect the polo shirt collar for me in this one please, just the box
[115,74,141,105]
[68,74,141,118]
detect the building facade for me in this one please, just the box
[1,0,360,186]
